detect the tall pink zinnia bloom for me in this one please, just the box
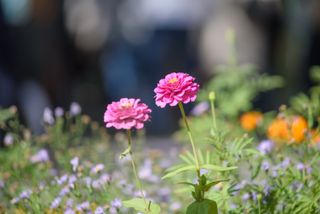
[154,72,200,108]
[104,98,151,130]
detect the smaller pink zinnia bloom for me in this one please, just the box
[154,72,200,108]
[104,98,151,130]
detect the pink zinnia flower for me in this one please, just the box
[104,98,151,130]
[154,72,199,108]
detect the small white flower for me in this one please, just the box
[4,133,14,146]
[11,197,20,204]
[54,107,64,117]
[70,102,81,116]
[70,157,79,172]
[170,202,181,211]
[43,107,55,125]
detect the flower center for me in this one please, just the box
[121,101,133,109]
[168,77,178,84]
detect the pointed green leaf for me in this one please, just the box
[204,179,229,191]
[178,182,196,187]
[162,165,196,179]
[200,164,237,172]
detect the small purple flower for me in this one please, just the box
[68,175,77,188]
[70,157,79,172]
[110,198,122,208]
[306,166,312,174]
[11,197,20,204]
[54,107,64,117]
[0,180,4,189]
[264,185,272,196]
[190,101,209,116]
[66,198,74,208]
[257,140,274,155]
[30,149,50,163]
[99,173,111,184]
[242,193,250,201]
[280,158,291,168]
[296,162,305,171]
[262,160,270,171]
[95,207,105,214]
[271,169,278,177]
[57,174,68,185]
[84,177,92,188]
[51,197,62,209]
[169,202,182,211]
[91,164,104,174]
[43,107,55,125]
[92,179,103,189]
[200,169,209,176]
[59,186,70,197]
[158,187,171,202]
[4,133,14,146]
[76,201,90,211]
[64,209,75,214]
[70,102,81,116]
[20,189,32,199]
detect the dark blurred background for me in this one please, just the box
[0,0,319,135]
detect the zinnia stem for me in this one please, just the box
[178,102,201,177]
[126,129,149,210]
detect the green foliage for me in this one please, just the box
[199,65,283,118]
[123,198,161,214]
[186,199,218,214]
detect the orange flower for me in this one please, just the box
[267,115,308,144]
[267,118,291,142]
[291,116,308,143]
[240,111,263,131]
[310,129,320,145]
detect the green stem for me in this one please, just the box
[127,130,149,211]
[209,92,217,131]
[178,102,201,178]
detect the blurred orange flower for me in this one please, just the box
[240,111,263,131]
[267,116,307,144]
[291,116,308,143]
[310,129,320,145]
[267,117,291,142]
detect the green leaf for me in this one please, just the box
[200,164,237,172]
[204,179,229,191]
[0,108,15,122]
[162,165,196,179]
[178,182,196,187]
[120,145,131,159]
[186,199,218,214]
[123,198,161,214]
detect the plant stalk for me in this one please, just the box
[178,102,201,178]
[127,129,149,211]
